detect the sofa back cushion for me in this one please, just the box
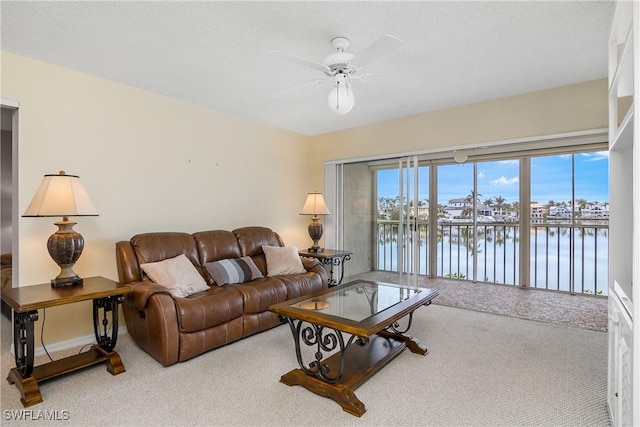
[130,232,207,281]
[233,226,284,275]
[192,230,243,285]
[192,230,242,262]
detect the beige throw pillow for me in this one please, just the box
[140,254,209,298]
[262,245,306,276]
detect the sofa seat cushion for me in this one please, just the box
[276,271,326,300]
[178,317,244,362]
[233,277,288,314]
[174,286,244,333]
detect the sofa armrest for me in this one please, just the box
[127,280,173,311]
[302,257,329,288]
[301,256,320,271]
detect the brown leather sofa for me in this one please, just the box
[115,226,328,366]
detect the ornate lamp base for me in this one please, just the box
[48,218,85,288]
[307,218,324,253]
[51,276,84,288]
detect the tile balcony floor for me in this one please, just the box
[347,271,608,332]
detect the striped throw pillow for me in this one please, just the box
[204,256,263,286]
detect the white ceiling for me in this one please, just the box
[1,1,615,136]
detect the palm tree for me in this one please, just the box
[576,198,588,210]
[465,189,483,205]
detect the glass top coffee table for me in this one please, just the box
[269,279,439,417]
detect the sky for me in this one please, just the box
[377,151,609,206]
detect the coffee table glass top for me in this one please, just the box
[291,280,422,322]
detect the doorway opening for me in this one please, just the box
[1,103,18,319]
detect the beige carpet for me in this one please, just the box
[1,303,609,426]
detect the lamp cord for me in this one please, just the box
[40,308,54,362]
[39,308,101,360]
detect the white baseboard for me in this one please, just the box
[10,326,128,357]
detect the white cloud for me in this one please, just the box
[498,160,519,166]
[490,176,519,186]
[581,151,609,162]
[477,171,485,178]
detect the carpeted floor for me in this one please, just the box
[0,276,610,426]
[0,304,609,426]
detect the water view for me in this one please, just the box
[374,151,609,296]
[376,221,608,295]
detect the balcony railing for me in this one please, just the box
[376,219,608,296]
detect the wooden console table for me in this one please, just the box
[1,276,130,407]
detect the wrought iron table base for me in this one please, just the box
[281,313,426,417]
[320,254,351,287]
[7,295,125,407]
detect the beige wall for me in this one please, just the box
[312,79,608,162]
[1,52,320,344]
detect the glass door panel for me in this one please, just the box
[475,159,520,284]
[374,157,427,283]
[436,163,474,280]
[376,168,401,272]
[573,151,609,295]
[530,154,573,292]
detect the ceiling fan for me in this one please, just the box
[269,35,417,115]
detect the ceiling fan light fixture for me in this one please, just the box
[328,75,355,115]
[270,35,406,116]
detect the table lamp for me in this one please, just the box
[299,192,330,253]
[23,171,98,287]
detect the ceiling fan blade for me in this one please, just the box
[356,72,423,85]
[351,35,404,67]
[268,50,330,73]
[269,77,330,98]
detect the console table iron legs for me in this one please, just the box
[320,254,351,287]
[2,277,130,407]
[298,249,353,287]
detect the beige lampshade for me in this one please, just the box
[299,192,330,216]
[23,171,98,217]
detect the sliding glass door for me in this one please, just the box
[374,156,429,284]
[397,156,420,285]
[333,134,608,295]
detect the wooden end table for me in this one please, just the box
[298,249,352,287]
[1,276,130,407]
[269,280,439,417]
